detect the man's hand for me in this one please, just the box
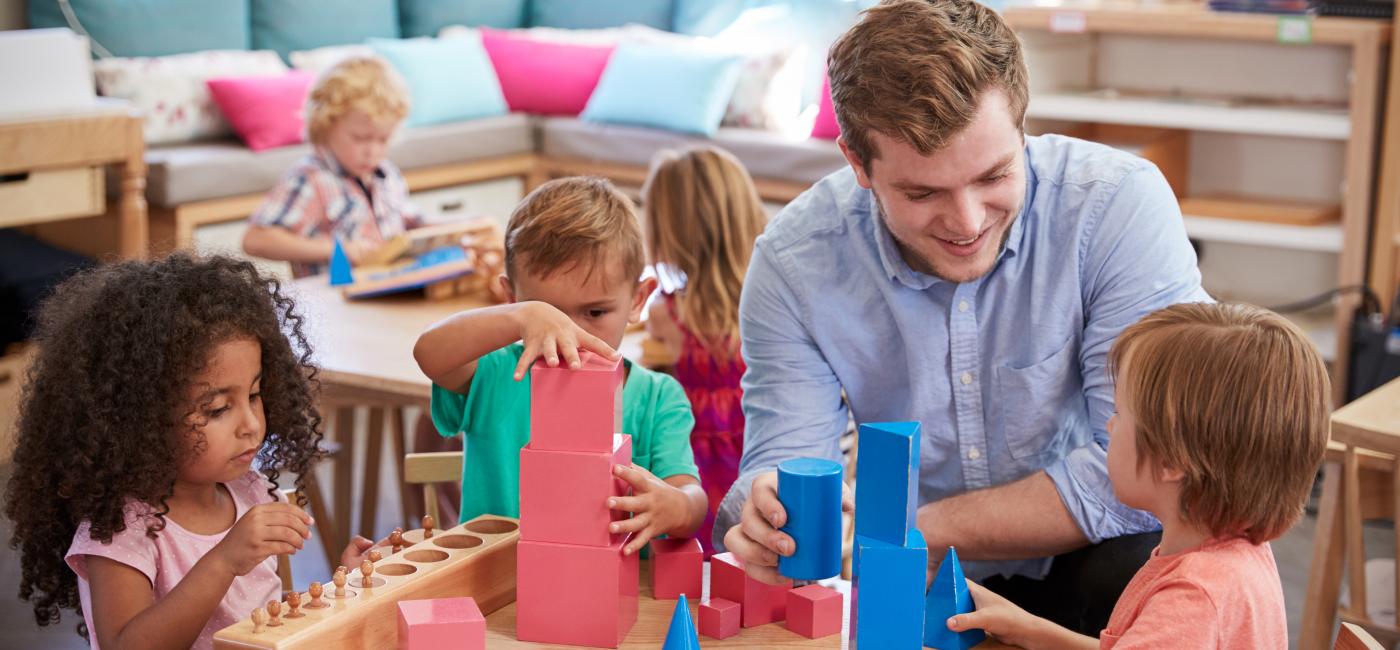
[722,471,853,584]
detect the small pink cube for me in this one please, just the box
[698,597,741,640]
[786,584,842,639]
[650,537,702,599]
[397,597,484,650]
[710,552,792,627]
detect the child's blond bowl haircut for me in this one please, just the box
[304,55,411,145]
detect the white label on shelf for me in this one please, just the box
[1276,17,1313,45]
[1049,12,1087,34]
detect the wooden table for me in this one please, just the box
[0,100,147,258]
[1301,377,1400,650]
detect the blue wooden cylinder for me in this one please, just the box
[777,457,843,580]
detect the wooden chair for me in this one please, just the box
[404,451,463,527]
[1337,622,1388,650]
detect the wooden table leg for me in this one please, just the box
[1302,461,1346,650]
[389,406,412,529]
[118,115,147,259]
[359,407,384,541]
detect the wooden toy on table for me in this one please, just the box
[710,551,791,628]
[212,514,520,649]
[251,606,269,634]
[390,528,404,554]
[306,582,326,609]
[786,585,842,640]
[284,591,303,619]
[335,219,506,302]
[925,546,984,650]
[649,537,702,600]
[776,457,843,580]
[397,597,486,650]
[267,600,283,627]
[661,595,700,650]
[697,598,740,640]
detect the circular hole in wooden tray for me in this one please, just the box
[432,534,483,550]
[376,563,417,577]
[355,577,387,589]
[464,519,518,535]
[404,549,449,563]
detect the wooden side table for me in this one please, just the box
[0,100,147,259]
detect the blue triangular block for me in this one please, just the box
[663,595,700,650]
[924,547,984,650]
[329,237,354,286]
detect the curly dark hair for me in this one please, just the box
[3,253,324,636]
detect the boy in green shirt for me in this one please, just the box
[414,177,705,555]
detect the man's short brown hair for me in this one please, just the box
[1109,302,1330,544]
[828,0,1029,171]
[504,176,645,286]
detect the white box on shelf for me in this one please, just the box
[0,28,96,119]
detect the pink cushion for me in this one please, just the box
[480,27,614,116]
[206,71,314,151]
[811,73,840,140]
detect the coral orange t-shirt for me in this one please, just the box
[1100,537,1287,649]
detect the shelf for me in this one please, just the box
[1182,214,1343,252]
[1026,91,1351,140]
[1003,2,1391,47]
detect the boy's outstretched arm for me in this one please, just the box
[947,581,1099,650]
[414,301,618,394]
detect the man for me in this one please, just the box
[717,0,1210,634]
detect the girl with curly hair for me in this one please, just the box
[5,253,373,649]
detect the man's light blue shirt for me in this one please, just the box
[718,134,1210,580]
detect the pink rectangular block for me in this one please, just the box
[710,552,792,627]
[516,534,639,647]
[650,537,702,599]
[397,597,485,650]
[786,584,842,639]
[520,434,631,546]
[530,351,623,452]
[698,597,741,640]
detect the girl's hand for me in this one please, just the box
[607,464,691,555]
[510,301,619,380]
[946,580,1054,648]
[338,536,377,571]
[213,503,312,576]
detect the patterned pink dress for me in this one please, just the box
[664,293,746,555]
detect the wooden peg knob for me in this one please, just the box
[251,606,268,633]
[285,591,303,618]
[390,529,404,553]
[369,549,382,564]
[361,559,374,588]
[266,600,283,627]
[333,571,347,598]
[422,515,435,539]
[307,581,325,608]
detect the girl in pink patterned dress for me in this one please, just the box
[642,146,768,554]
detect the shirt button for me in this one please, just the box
[961,372,973,385]
[968,447,981,460]
[958,300,970,313]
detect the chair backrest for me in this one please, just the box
[1337,622,1388,650]
[404,451,464,527]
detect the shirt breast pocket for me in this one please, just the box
[994,337,1082,461]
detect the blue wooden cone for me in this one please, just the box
[663,594,700,650]
[329,237,354,286]
[924,546,984,650]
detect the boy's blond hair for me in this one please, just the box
[1109,302,1330,544]
[828,0,1028,172]
[643,146,766,356]
[505,177,645,287]
[305,56,410,145]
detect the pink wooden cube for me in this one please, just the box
[710,552,792,627]
[650,537,702,599]
[530,351,622,452]
[698,597,741,640]
[519,434,631,546]
[397,597,484,650]
[786,584,842,639]
[516,534,639,647]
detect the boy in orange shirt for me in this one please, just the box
[948,302,1328,649]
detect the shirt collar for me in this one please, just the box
[314,147,387,181]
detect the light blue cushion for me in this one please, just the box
[368,36,507,128]
[581,41,742,137]
[672,0,748,35]
[26,0,250,56]
[529,0,673,30]
[251,0,399,60]
[399,0,527,37]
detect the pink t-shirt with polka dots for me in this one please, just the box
[65,471,284,650]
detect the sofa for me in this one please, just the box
[27,0,854,251]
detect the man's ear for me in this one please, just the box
[837,136,873,190]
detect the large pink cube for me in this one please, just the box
[397,597,484,650]
[520,434,631,546]
[516,534,639,647]
[786,584,842,639]
[698,597,740,640]
[710,552,792,627]
[530,351,622,452]
[650,537,702,599]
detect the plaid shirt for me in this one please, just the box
[249,149,419,277]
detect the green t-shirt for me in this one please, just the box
[431,342,699,523]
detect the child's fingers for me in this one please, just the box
[607,494,647,514]
[947,611,987,632]
[262,526,306,552]
[609,513,649,535]
[559,336,582,370]
[260,510,312,539]
[612,463,654,492]
[541,335,559,367]
[576,329,619,360]
[622,527,654,555]
[514,343,540,380]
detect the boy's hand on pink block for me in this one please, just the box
[213,502,312,576]
[510,301,619,380]
[607,463,690,555]
[338,536,377,571]
[946,580,1048,648]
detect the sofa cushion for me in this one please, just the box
[480,28,615,116]
[207,71,315,151]
[539,117,846,187]
[27,0,249,57]
[251,0,399,61]
[144,114,534,206]
[581,41,742,137]
[370,35,508,127]
[529,0,673,30]
[400,0,527,37]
